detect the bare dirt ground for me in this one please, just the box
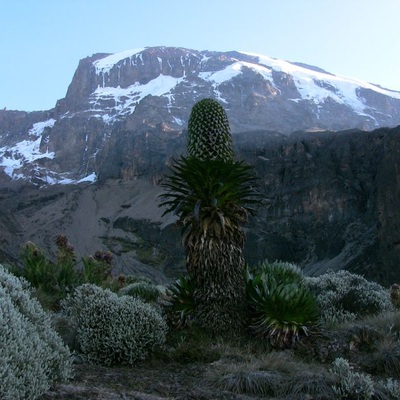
[40,360,256,400]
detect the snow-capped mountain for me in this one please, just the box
[1,46,400,287]
[1,46,400,185]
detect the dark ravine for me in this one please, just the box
[0,125,399,286]
[238,126,400,285]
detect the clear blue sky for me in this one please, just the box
[1,0,400,111]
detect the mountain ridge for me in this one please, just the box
[1,46,400,185]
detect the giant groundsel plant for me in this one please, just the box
[160,98,259,334]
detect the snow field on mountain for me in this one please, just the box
[90,75,185,122]
[0,119,56,178]
[0,118,97,184]
[93,48,146,74]
[89,48,400,123]
[241,51,400,111]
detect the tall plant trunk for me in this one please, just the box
[186,235,247,335]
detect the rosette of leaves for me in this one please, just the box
[160,157,258,235]
[253,260,305,287]
[247,264,320,348]
[162,275,196,328]
[187,98,234,162]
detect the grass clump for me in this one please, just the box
[211,369,284,397]
[365,339,400,377]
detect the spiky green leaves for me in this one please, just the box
[247,262,320,348]
[159,157,259,238]
[187,98,234,162]
[163,275,196,329]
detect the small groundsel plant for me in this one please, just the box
[162,275,196,328]
[119,280,162,303]
[16,237,117,309]
[247,260,320,348]
[0,265,73,400]
[61,283,167,366]
[330,357,375,399]
[81,250,112,285]
[305,269,393,325]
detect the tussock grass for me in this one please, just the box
[365,339,400,377]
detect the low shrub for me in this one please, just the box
[306,269,393,325]
[61,283,167,365]
[0,265,73,400]
[330,357,374,399]
[374,378,400,399]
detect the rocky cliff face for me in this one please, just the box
[0,125,399,286]
[237,126,400,285]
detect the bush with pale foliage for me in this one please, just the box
[305,269,393,325]
[61,283,167,366]
[0,265,73,400]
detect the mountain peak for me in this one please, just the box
[1,45,400,185]
[56,46,400,131]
